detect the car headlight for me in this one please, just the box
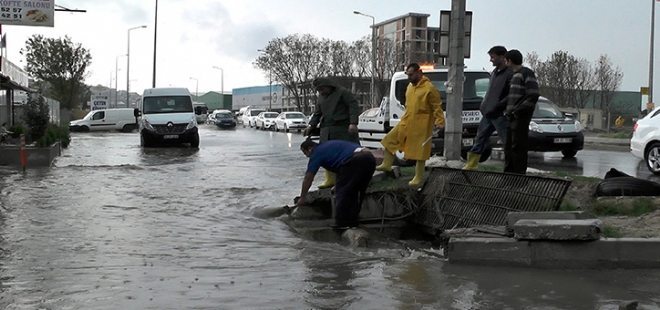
[143,119,154,131]
[186,119,196,130]
[529,121,543,133]
[575,120,583,132]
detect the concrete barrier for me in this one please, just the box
[448,237,660,268]
[0,142,61,167]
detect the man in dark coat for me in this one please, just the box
[304,77,361,188]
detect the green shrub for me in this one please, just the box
[8,124,26,138]
[36,124,71,148]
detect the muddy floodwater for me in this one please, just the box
[1,126,659,309]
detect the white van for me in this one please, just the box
[193,102,209,124]
[241,107,266,128]
[135,87,200,147]
[69,108,137,132]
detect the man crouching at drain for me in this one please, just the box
[296,139,376,229]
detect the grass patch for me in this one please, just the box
[368,166,415,192]
[602,225,624,238]
[559,201,579,211]
[477,163,503,172]
[592,198,657,216]
[597,132,631,139]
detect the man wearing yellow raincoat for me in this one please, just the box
[376,63,445,188]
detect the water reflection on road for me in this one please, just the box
[0,126,659,309]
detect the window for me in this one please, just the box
[143,96,193,114]
[395,71,491,107]
[286,113,305,119]
[533,99,564,118]
[92,111,105,120]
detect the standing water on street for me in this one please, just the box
[1,127,660,309]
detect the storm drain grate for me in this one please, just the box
[416,167,572,231]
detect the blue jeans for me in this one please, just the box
[469,115,508,154]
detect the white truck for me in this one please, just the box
[358,68,491,159]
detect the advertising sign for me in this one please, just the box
[0,0,54,27]
[91,94,109,111]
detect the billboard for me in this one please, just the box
[0,0,54,27]
[91,94,109,111]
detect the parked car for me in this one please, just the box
[527,97,584,158]
[255,112,279,130]
[275,112,307,132]
[210,110,237,129]
[241,107,266,128]
[69,108,137,132]
[631,107,660,174]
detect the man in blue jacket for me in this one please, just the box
[296,139,375,228]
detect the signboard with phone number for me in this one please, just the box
[0,0,54,27]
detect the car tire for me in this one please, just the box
[284,124,289,133]
[122,124,135,133]
[275,124,279,132]
[595,176,660,196]
[190,133,200,148]
[140,133,152,147]
[561,149,578,158]
[80,126,90,132]
[645,142,660,175]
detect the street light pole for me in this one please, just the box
[127,25,146,108]
[650,0,656,107]
[115,54,126,107]
[354,11,376,108]
[189,77,199,99]
[257,49,272,110]
[212,66,224,108]
[152,0,158,88]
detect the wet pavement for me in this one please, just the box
[1,126,660,309]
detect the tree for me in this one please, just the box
[21,35,92,110]
[23,93,50,142]
[594,54,623,131]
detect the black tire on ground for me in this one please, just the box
[645,142,660,175]
[140,133,151,147]
[595,176,660,197]
[561,149,578,158]
[284,124,289,133]
[122,124,135,133]
[275,124,279,132]
[80,126,90,132]
[190,133,200,148]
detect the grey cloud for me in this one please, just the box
[181,2,283,61]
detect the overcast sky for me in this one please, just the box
[2,0,658,102]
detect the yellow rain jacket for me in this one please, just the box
[380,75,445,160]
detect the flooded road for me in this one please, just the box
[1,126,660,309]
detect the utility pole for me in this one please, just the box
[444,0,466,160]
[650,0,655,106]
[152,0,158,88]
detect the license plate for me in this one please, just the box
[462,138,474,146]
[164,135,179,139]
[462,111,482,124]
[554,137,572,143]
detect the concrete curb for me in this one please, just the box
[448,237,660,268]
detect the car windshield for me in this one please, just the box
[534,99,564,118]
[394,71,491,106]
[250,110,265,116]
[264,113,279,118]
[285,113,305,119]
[143,96,193,114]
[216,113,233,119]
